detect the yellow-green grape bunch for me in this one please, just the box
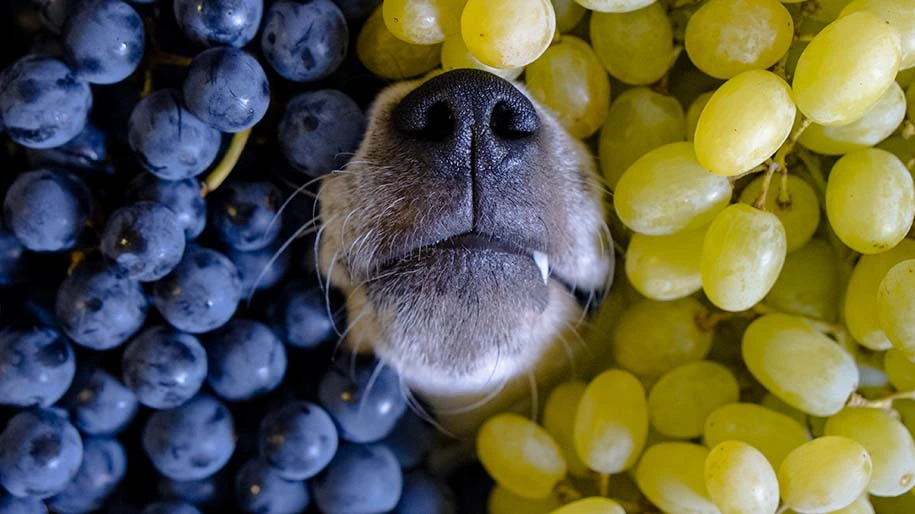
[460,0,556,69]
[764,239,839,322]
[647,361,739,438]
[840,0,915,70]
[778,436,873,513]
[738,174,820,253]
[684,0,794,79]
[635,443,721,514]
[704,403,809,469]
[590,3,676,85]
[624,227,705,301]
[440,36,523,80]
[704,441,780,514]
[357,6,441,79]
[382,0,465,45]
[551,0,587,33]
[877,259,915,356]
[524,36,610,139]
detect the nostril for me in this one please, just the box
[392,95,455,142]
[423,101,455,141]
[490,100,539,139]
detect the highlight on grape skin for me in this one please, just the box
[4,0,915,512]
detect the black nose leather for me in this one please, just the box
[393,69,539,145]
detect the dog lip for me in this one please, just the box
[376,231,538,271]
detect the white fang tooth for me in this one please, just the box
[533,251,550,285]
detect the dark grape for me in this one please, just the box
[261,0,348,82]
[100,201,187,282]
[122,325,207,409]
[392,470,457,514]
[183,47,269,133]
[157,474,225,507]
[0,496,47,514]
[0,326,75,408]
[311,443,403,514]
[173,0,262,48]
[61,0,144,84]
[131,177,207,241]
[202,319,286,402]
[318,359,407,443]
[258,401,338,480]
[46,437,126,514]
[210,181,282,251]
[26,123,108,172]
[140,502,201,514]
[233,458,309,514]
[226,240,291,295]
[3,169,92,252]
[0,409,83,499]
[278,90,365,176]
[382,410,437,470]
[62,365,138,436]
[266,282,336,349]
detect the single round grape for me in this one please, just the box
[56,257,148,350]
[142,393,236,481]
[695,70,796,176]
[63,366,138,436]
[765,238,839,322]
[878,259,915,356]
[122,325,207,409]
[132,177,207,240]
[311,443,403,514]
[266,282,336,349]
[381,411,437,469]
[552,0,586,32]
[845,240,915,350]
[0,326,75,408]
[685,91,713,141]
[460,0,555,69]
[357,7,440,79]
[704,441,779,514]
[317,360,407,443]
[440,36,523,80]
[799,81,906,155]
[393,471,457,514]
[261,0,348,82]
[0,409,83,499]
[227,241,292,295]
[574,369,648,474]
[233,458,310,514]
[685,0,793,79]
[613,142,732,235]
[738,173,820,252]
[101,201,186,282]
[826,148,915,254]
[701,204,787,311]
[183,47,270,133]
[3,169,92,252]
[793,11,901,125]
[0,55,92,149]
[789,495,874,514]
[841,0,915,70]
[573,0,655,13]
[704,402,809,469]
[590,3,674,85]
[259,402,338,481]
[825,407,915,496]
[548,497,626,514]
[477,413,566,499]
[635,443,720,514]
[598,87,685,187]
[624,226,705,301]
[203,319,287,402]
[612,297,713,377]
[47,437,127,514]
[488,486,561,514]
[778,436,872,514]
[886,349,915,391]
[383,0,464,45]
[173,0,262,48]
[543,381,589,477]
[61,0,145,84]
[648,361,739,439]
[210,181,283,252]
[142,502,202,514]
[127,89,221,181]
[742,313,858,416]
[524,36,610,139]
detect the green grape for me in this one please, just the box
[841,0,915,70]
[704,402,809,469]
[460,0,555,69]
[598,88,686,188]
[787,495,875,514]
[807,0,854,21]
[793,12,902,126]
[760,392,810,427]
[614,142,732,235]
[845,239,915,350]
[876,135,915,168]
[573,369,648,474]
[590,3,675,85]
[440,36,523,80]
[738,174,820,253]
[764,239,839,322]
[878,259,915,356]
[825,407,915,496]
[548,497,626,514]
[743,313,859,416]
[358,7,442,79]
[648,361,739,439]
[573,0,656,12]
[778,436,873,514]
[382,0,464,45]
[798,82,906,155]
[525,36,611,139]
[704,441,780,514]
[701,204,787,312]
[477,413,567,499]
[552,0,586,33]
[684,0,793,79]
[624,227,705,301]
[489,485,563,514]
[612,297,713,377]
[543,381,590,477]
[686,91,713,141]
[825,148,915,254]
[635,443,721,514]
[884,349,915,391]
[694,70,796,176]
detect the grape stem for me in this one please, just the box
[149,51,194,67]
[67,250,86,275]
[201,129,253,196]
[775,504,790,514]
[848,390,915,410]
[901,119,915,140]
[752,162,779,210]
[554,480,583,503]
[694,304,776,331]
[754,117,812,209]
[598,472,610,497]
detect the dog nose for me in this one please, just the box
[392,69,539,145]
